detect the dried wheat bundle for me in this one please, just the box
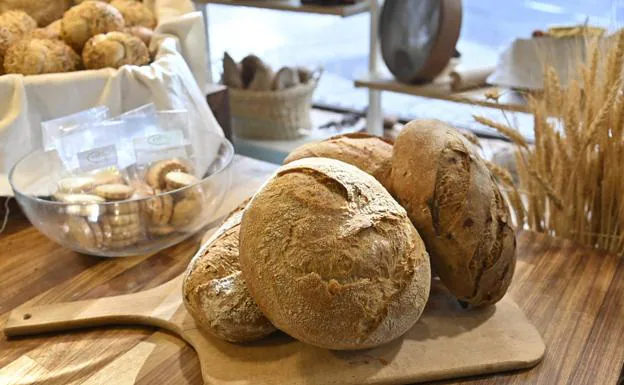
[476,32,624,255]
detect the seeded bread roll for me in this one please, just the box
[82,32,149,69]
[391,119,516,307]
[0,11,36,72]
[283,133,394,192]
[183,209,276,343]
[110,0,156,29]
[124,26,154,46]
[239,158,431,350]
[4,38,80,75]
[0,0,72,27]
[61,1,124,52]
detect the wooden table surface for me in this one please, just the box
[1,155,623,385]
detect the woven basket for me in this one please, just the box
[229,80,318,140]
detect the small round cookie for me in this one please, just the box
[82,31,149,70]
[124,26,154,47]
[57,177,95,194]
[94,184,135,201]
[61,1,124,52]
[0,0,71,27]
[146,159,190,189]
[144,192,174,225]
[165,171,199,191]
[88,221,104,249]
[170,198,201,228]
[92,168,125,187]
[110,0,156,29]
[57,193,105,204]
[148,224,175,237]
[101,212,140,227]
[105,201,140,215]
[104,235,140,249]
[65,216,96,249]
[183,211,276,343]
[4,38,81,75]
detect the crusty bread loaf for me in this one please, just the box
[0,0,72,27]
[391,119,516,307]
[239,158,431,350]
[183,209,276,343]
[82,32,149,69]
[61,1,124,52]
[283,133,394,192]
[4,38,80,75]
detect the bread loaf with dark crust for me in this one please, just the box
[183,209,276,343]
[239,158,431,350]
[283,133,394,192]
[391,119,516,307]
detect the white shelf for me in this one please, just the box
[355,75,530,113]
[199,0,369,17]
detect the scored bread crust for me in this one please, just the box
[391,119,516,307]
[239,158,431,350]
[283,133,394,193]
[183,208,276,343]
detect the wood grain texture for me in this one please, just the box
[0,155,623,385]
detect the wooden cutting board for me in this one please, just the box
[4,271,544,385]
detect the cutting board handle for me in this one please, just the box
[4,276,184,338]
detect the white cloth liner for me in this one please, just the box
[0,0,222,196]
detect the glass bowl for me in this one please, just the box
[9,134,234,257]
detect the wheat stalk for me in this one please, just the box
[472,115,529,148]
[474,33,624,255]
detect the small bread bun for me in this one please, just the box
[0,11,37,71]
[239,158,431,350]
[28,27,61,40]
[61,1,124,52]
[110,0,156,29]
[183,209,276,343]
[0,0,71,27]
[4,38,80,75]
[124,26,154,46]
[284,133,394,192]
[82,32,149,69]
[391,119,516,307]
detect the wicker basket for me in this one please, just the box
[229,80,318,140]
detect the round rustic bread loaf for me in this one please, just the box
[61,1,124,52]
[283,133,394,192]
[391,119,516,307]
[4,38,80,75]
[183,209,276,343]
[82,32,149,69]
[239,157,431,350]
